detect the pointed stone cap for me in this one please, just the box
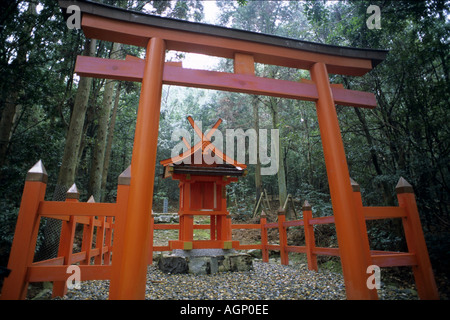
[395,177,414,194]
[350,178,360,192]
[66,183,80,199]
[302,200,311,211]
[26,160,48,183]
[118,165,131,185]
[260,210,267,218]
[87,195,96,203]
[277,206,285,215]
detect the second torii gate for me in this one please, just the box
[60,0,388,300]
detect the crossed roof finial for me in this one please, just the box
[160,116,246,169]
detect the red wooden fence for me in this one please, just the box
[244,178,438,300]
[0,161,130,300]
[150,177,439,300]
[0,160,439,300]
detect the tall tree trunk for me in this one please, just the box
[354,107,394,205]
[88,42,121,201]
[301,108,314,186]
[270,98,287,212]
[343,76,394,206]
[56,38,97,189]
[38,38,97,262]
[101,82,122,202]
[0,2,35,169]
[0,94,20,168]
[253,96,262,203]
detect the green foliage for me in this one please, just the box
[236,0,248,7]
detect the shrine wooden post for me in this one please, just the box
[51,185,80,298]
[396,178,439,300]
[277,209,288,266]
[0,161,47,300]
[302,201,318,272]
[108,166,130,298]
[260,212,269,263]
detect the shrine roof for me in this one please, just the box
[161,140,247,178]
[160,140,247,170]
[164,164,246,178]
[160,116,247,172]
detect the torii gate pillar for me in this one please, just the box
[109,37,165,300]
[310,62,377,300]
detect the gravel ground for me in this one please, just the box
[30,259,418,300]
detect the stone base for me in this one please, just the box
[157,250,253,275]
[157,254,188,274]
[168,240,240,250]
[172,249,237,257]
[152,213,179,224]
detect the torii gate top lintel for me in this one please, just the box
[62,0,389,110]
[60,0,387,77]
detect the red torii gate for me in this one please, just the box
[60,0,387,300]
[58,0,391,300]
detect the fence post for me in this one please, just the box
[52,184,80,298]
[277,208,288,265]
[225,215,232,241]
[302,201,318,271]
[104,216,113,265]
[109,165,131,299]
[0,161,47,300]
[396,177,439,300]
[89,196,106,265]
[95,216,106,265]
[210,214,216,240]
[350,178,378,299]
[260,211,269,262]
[80,201,94,266]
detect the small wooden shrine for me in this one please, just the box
[160,116,247,250]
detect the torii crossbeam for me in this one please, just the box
[59,0,388,300]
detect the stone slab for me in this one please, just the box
[172,249,237,257]
[157,250,253,275]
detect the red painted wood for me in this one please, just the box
[363,206,406,220]
[370,252,417,267]
[81,13,374,76]
[27,265,112,282]
[282,220,304,227]
[232,224,261,229]
[75,56,377,109]
[38,201,117,217]
[308,215,335,225]
[286,246,307,253]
